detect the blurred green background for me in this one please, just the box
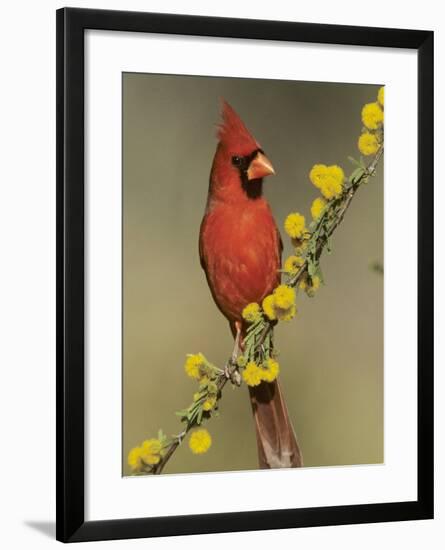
[122,73,383,475]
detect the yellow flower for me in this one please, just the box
[309,164,329,189]
[273,284,295,309]
[310,164,344,199]
[184,353,206,380]
[242,361,263,387]
[189,429,212,454]
[293,238,308,255]
[203,395,217,411]
[237,355,247,368]
[361,102,384,130]
[262,294,277,321]
[261,358,280,383]
[329,165,344,182]
[262,287,298,322]
[284,255,304,275]
[377,86,384,106]
[275,304,297,321]
[321,166,344,199]
[193,392,202,402]
[311,197,327,220]
[206,381,218,394]
[128,446,144,472]
[358,132,380,156]
[198,376,210,387]
[284,213,306,239]
[312,276,321,291]
[140,438,162,465]
[242,302,262,323]
[299,274,321,297]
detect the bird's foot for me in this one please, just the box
[224,362,231,379]
[231,321,243,363]
[223,321,243,386]
[224,360,242,386]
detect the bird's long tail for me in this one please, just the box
[230,321,302,468]
[248,379,303,468]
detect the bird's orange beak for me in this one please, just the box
[247,152,275,180]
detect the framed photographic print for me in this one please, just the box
[56,7,434,542]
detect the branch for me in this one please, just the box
[151,364,233,474]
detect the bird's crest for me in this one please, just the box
[217,100,260,155]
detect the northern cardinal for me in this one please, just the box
[199,101,302,468]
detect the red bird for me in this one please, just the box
[199,101,302,468]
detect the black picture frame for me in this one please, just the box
[56,7,434,543]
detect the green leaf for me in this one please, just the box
[157,429,166,444]
[315,266,325,284]
[348,156,362,168]
[188,408,199,426]
[349,167,363,183]
[326,237,333,254]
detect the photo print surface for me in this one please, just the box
[122,73,384,476]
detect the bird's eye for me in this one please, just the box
[232,156,242,166]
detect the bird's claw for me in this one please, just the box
[224,360,242,386]
[232,369,242,387]
[224,362,231,379]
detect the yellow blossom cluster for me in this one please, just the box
[262,284,296,322]
[292,237,309,256]
[261,358,280,383]
[310,197,327,221]
[361,101,384,130]
[274,284,296,309]
[187,364,218,414]
[185,353,219,413]
[284,212,307,239]
[202,396,217,411]
[309,164,345,200]
[299,274,321,297]
[128,438,163,472]
[184,352,211,382]
[358,87,384,156]
[378,86,384,107]
[242,358,280,387]
[242,302,262,323]
[283,255,304,275]
[358,132,379,155]
[242,361,263,386]
[194,379,218,411]
[189,428,212,454]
